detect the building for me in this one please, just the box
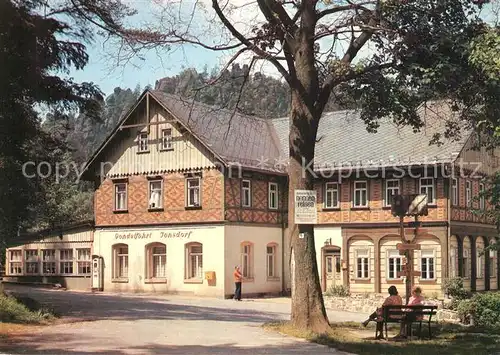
[3,222,94,290]
[7,89,498,298]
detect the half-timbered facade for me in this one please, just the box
[73,90,500,298]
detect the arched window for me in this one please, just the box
[112,244,128,280]
[266,243,278,279]
[240,242,254,279]
[489,239,497,279]
[146,243,166,280]
[185,242,203,280]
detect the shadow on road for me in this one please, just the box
[5,285,284,324]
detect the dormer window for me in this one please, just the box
[138,132,149,152]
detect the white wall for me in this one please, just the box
[224,225,283,297]
[94,224,225,297]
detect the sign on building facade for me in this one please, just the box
[294,190,317,224]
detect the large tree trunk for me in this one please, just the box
[288,91,330,333]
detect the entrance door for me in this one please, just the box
[325,252,341,289]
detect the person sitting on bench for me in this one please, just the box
[396,286,425,338]
[362,285,403,339]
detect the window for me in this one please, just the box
[138,132,148,152]
[420,178,435,205]
[60,249,74,274]
[268,182,278,210]
[113,244,128,279]
[77,248,91,275]
[385,179,400,207]
[25,250,38,274]
[324,182,339,209]
[479,183,485,210]
[186,177,201,207]
[489,245,496,278]
[452,178,458,206]
[147,243,166,279]
[186,243,203,279]
[266,244,277,278]
[466,180,472,207]
[241,243,253,278]
[42,249,56,274]
[450,248,458,278]
[242,180,251,207]
[463,249,470,278]
[387,250,403,280]
[149,180,163,209]
[355,249,369,279]
[161,128,173,150]
[353,181,368,207]
[477,249,484,278]
[9,250,22,275]
[114,183,128,211]
[420,249,435,280]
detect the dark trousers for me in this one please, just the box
[234,282,242,300]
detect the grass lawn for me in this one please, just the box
[264,321,500,355]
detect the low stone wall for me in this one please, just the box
[324,294,460,323]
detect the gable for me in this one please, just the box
[83,92,220,180]
[456,134,500,175]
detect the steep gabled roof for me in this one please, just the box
[82,90,471,179]
[150,91,284,173]
[272,102,469,171]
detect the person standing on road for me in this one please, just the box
[233,265,242,301]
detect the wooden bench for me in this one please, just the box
[378,304,438,340]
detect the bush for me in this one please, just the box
[0,295,52,323]
[457,292,500,328]
[442,277,471,301]
[325,285,350,297]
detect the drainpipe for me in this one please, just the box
[281,176,286,296]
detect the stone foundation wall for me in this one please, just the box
[324,294,460,323]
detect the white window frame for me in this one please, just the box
[477,249,484,279]
[384,179,400,207]
[25,249,39,275]
[355,249,370,279]
[60,249,74,275]
[466,180,472,207]
[463,248,470,279]
[147,243,166,279]
[452,178,458,206]
[489,244,496,278]
[420,178,435,205]
[186,243,203,280]
[450,247,458,278]
[41,249,56,275]
[9,250,22,275]
[241,243,253,279]
[324,182,340,209]
[148,180,163,209]
[266,244,277,279]
[387,249,403,280]
[268,182,278,210]
[420,249,436,280]
[186,177,201,207]
[160,128,173,150]
[113,244,128,279]
[479,183,485,210]
[353,181,368,208]
[114,182,128,211]
[137,132,149,152]
[242,180,252,208]
[77,248,91,275]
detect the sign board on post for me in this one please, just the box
[294,190,317,224]
[397,243,421,251]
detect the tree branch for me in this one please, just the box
[211,0,292,85]
[317,1,375,20]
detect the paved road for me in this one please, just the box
[1,285,363,355]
